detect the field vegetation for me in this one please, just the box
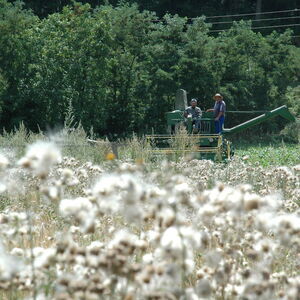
[0,0,299,136]
[0,0,299,299]
[0,123,298,299]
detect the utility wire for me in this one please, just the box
[226,111,268,113]
[210,15,300,25]
[151,10,299,25]
[210,23,300,33]
[244,23,300,30]
[205,8,299,19]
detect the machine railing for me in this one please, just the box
[223,105,295,135]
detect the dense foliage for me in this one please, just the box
[0,0,299,137]
[9,0,300,20]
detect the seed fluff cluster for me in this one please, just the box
[0,140,298,299]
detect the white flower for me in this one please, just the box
[184,258,195,273]
[157,207,175,228]
[18,141,61,177]
[34,248,56,268]
[0,154,9,170]
[87,241,104,252]
[10,248,24,257]
[160,226,183,259]
[179,226,201,249]
[143,253,154,264]
[146,230,160,244]
[0,182,6,193]
[174,182,190,194]
[0,242,23,280]
[109,229,138,249]
[196,278,212,298]
[59,197,93,217]
[204,249,223,268]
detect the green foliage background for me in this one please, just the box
[0,0,299,137]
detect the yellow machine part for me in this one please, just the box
[146,134,224,160]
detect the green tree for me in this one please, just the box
[0,1,298,136]
[176,18,220,109]
[214,22,298,130]
[0,0,38,129]
[95,4,155,135]
[23,2,111,132]
[140,14,187,132]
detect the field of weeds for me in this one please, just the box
[0,127,299,300]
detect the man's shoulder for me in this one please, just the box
[220,101,226,111]
[186,106,201,110]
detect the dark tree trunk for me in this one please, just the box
[256,0,262,20]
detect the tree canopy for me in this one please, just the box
[0,0,299,137]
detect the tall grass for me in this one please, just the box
[0,121,299,167]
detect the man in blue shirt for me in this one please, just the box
[207,93,226,134]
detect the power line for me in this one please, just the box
[151,10,300,25]
[251,23,300,30]
[210,15,300,25]
[210,23,300,33]
[205,8,299,19]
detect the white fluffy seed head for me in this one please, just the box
[0,154,9,170]
[59,197,93,217]
[18,141,61,178]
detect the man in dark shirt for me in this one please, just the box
[207,93,226,134]
[184,99,202,132]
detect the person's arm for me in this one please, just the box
[193,109,201,120]
[206,108,213,112]
[198,108,202,118]
[184,108,188,118]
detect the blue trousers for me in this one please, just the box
[215,116,225,134]
[193,119,201,130]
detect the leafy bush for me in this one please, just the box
[0,1,299,136]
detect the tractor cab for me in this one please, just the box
[166,89,217,135]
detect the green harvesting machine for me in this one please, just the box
[146,89,296,161]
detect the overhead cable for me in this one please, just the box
[210,15,300,25]
[205,8,299,19]
[151,9,299,24]
[210,23,300,33]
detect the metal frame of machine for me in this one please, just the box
[146,133,231,161]
[146,90,295,162]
